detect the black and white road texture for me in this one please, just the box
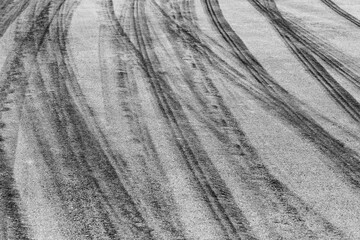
[1,0,360,239]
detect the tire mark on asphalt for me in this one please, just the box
[1,0,359,239]
[320,0,360,28]
[285,18,360,90]
[155,2,347,238]
[0,0,30,38]
[11,0,157,238]
[250,0,360,123]
[124,0,258,238]
[99,3,187,238]
[0,1,47,239]
[201,0,360,193]
[0,150,31,240]
[0,53,30,239]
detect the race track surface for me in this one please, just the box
[1,0,360,239]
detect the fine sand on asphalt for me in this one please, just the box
[1,0,360,239]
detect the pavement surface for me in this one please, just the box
[1,0,360,239]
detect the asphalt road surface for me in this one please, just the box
[1,0,360,239]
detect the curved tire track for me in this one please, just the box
[201,0,360,193]
[156,2,347,239]
[320,0,360,28]
[11,0,157,239]
[1,0,360,239]
[127,0,258,239]
[250,0,360,123]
